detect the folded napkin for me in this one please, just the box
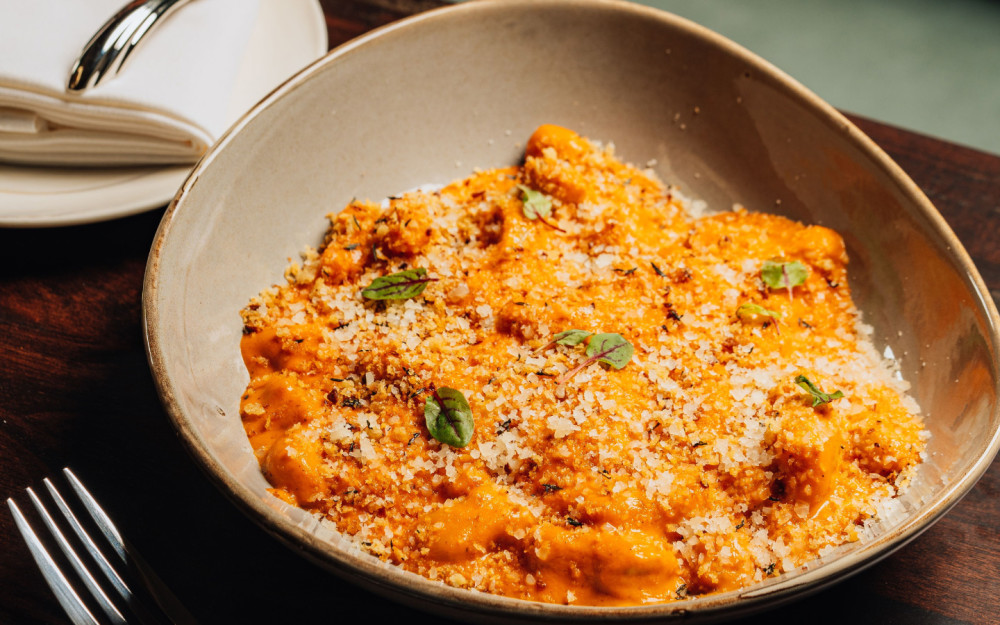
[0,0,261,166]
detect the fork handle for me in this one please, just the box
[67,0,195,92]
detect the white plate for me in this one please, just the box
[0,0,327,228]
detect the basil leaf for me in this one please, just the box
[361,268,436,300]
[554,329,592,346]
[584,333,634,370]
[517,184,553,221]
[794,375,844,407]
[761,260,807,291]
[424,387,474,447]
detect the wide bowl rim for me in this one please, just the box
[143,0,1000,620]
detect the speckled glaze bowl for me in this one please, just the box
[143,1,1000,622]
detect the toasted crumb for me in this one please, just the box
[239,125,925,606]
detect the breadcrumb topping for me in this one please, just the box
[239,125,926,606]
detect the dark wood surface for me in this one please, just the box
[1,2,998,623]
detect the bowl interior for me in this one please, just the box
[144,0,1000,621]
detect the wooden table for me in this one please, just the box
[1,2,997,623]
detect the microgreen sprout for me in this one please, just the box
[361,268,438,300]
[517,184,564,232]
[537,329,592,353]
[794,375,844,407]
[761,260,807,300]
[736,303,782,333]
[424,387,474,447]
[553,332,634,391]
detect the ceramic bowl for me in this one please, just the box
[143,0,1000,622]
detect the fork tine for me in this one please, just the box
[63,468,127,562]
[6,498,101,625]
[25,486,129,625]
[63,468,198,625]
[10,471,196,625]
[43,478,135,608]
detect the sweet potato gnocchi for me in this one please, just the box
[239,125,925,605]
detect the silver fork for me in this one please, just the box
[67,0,195,91]
[6,468,197,625]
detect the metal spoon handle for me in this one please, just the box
[67,0,195,92]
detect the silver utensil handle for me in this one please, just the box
[67,0,195,92]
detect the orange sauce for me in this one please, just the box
[239,125,925,605]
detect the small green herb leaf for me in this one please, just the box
[794,375,844,407]
[537,329,592,353]
[761,260,808,291]
[516,184,565,232]
[361,268,437,300]
[736,303,781,321]
[424,387,474,447]
[554,332,634,390]
[554,329,593,346]
[585,333,634,370]
[517,184,553,220]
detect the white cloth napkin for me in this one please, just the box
[0,0,261,166]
